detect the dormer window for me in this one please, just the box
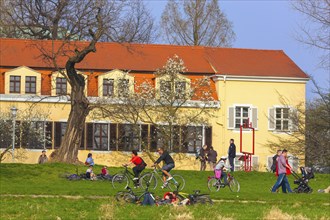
[10,76,21,93]
[98,69,134,98]
[160,81,171,99]
[118,79,129,98]
[103,79,114,97]
[175,81,186,99]
[156,74,191,100]
[56,77,67,95]
[51,70,86,96]
[5,66,41,95]
[25,76,36,94]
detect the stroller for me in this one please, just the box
[292,167,314,193]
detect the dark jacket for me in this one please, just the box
[207,149,218,163]
[199,148,207,161]
[271,154,278,172]
[228,143,236,158]
[155,151,174,165]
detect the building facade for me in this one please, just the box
[0,39,308,170]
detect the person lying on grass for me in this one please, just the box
[214,156,230,185]
[153,147,175,188]
[123,150,147,181]
[86,165,97,180]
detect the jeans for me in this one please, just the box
[200,160,206,171]
[229,157,235,172]
[209,161,216,171]
[221,172,228,184]
[133,165,145,178]
[272,173,292,193]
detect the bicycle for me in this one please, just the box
[139,166,185,191]
[207,171,240,192]
[112,165,143,189]
[175,189,213,205]
[115,182,155,204]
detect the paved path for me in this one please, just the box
[1,194,329,206]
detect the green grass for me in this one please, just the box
[1,163,330,219]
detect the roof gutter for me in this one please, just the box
[210,75,309,83]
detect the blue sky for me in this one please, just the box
[145,0,329,100]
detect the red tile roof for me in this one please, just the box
[0,38,308,78]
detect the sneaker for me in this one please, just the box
[161,183,168,189]
[133,177,139,181]
[167,177,173,182]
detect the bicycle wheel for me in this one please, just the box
[139,173,157,190]
[228,176,240,192]
[115,192,136,204]
[112,174,129,189]
[207,177,220,192]
[168,174,185,191]
[195,195,213,205]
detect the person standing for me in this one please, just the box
[38,150,48,164]
[207,146,218,170]
[271,149,293,193]
[199,145,208,171]
[228,139,236,172]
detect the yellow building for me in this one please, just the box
[0,39,308,170]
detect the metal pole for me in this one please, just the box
[12,114,16,162]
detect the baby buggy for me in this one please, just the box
[292,167,314,193]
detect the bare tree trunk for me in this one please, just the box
[52,80,89,163]
[50,10,103,163]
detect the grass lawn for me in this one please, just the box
[0,163,329,220]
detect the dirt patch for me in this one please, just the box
[263,206,308,220]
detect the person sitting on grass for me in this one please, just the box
[86,165,97,180]
[153,147,175,188]
[214,156,229,185]
[38,150,48,164]
[101,166,112,179]
[85,153,94,166]
[123,150,146,181]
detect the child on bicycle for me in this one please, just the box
[214,156,229,185]
[123,150,146,181]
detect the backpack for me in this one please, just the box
[142,192,155,206]
[140,158,147,167]
[67,174,81,181]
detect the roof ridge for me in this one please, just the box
[0,38,283,52]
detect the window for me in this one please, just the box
[175,81,186,99]
[160,81,171,99]
[25,76,36,94]
[21,121,52,149]
[150,125,211,153]
[10,76,21,93]
[118,79,129,98]
[54,122,67,148]
[275,108,289,131]
[103,79,114,97]
[87,123,114,151]
[56,77,67,95]
[118,124,140,151]
[235,106,250,128]
[181,126,203,153]
[94,123,109,150]
[228,106,258,129]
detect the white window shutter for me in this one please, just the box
[251,107,258,129]
[268,108,275,130]
[228,107,234,129]
[289,108,299,132]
